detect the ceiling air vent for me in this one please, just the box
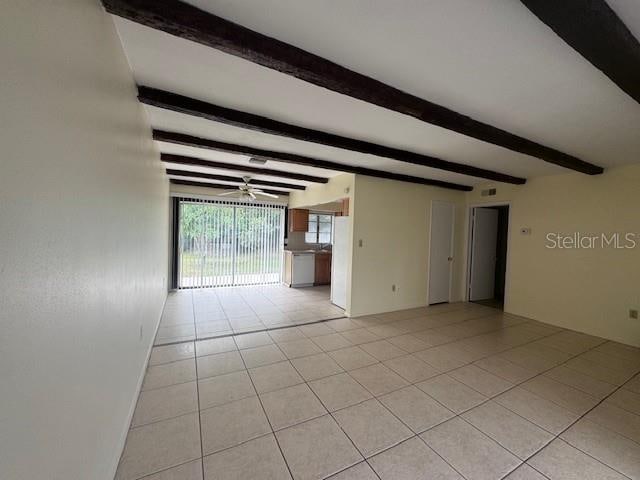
[249,157,267,165]
[481,188,497,197]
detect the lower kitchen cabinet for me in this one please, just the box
[314,252,332,285]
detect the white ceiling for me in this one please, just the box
[157,142,340,185]
[111,0,640,190]
[166,174,294,192]
[164,165,311,187]
[163,161,311,190]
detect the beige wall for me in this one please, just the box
[0,1,169,479]
[347,166,639,346]
[467,165,640,346]
[288,173,354,208]
[349,175,466,317]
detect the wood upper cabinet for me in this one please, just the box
[314,253,332,285]
[341,198,350,216]
[335,198,350,217]
[289,208,309,232]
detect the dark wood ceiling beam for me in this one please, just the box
[103,0,602,175]
[170,179,289,196]
[161,150,328,184]
[521,0,640,106]
[166,168,304,190]
[141,87,525,185]
[156,130,473,191]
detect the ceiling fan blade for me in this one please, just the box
[255,191,279,198]
[218,190,240,196]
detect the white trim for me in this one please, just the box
[110,293,167,479]
[465,202,512,307]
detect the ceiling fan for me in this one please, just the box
[218,176,279,200]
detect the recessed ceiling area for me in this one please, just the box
[109,0,640,192]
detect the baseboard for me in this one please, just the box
[350,300,428,318]
[108,292,167,479]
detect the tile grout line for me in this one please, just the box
[151,327,639,434]
[149,309,498,367]
[199,356,633,478]
[141,317,587,424]
[154,314,348,347]
[235,339,297,480]
[524,370,640,480]
[405,333,636,480]
[162,288,343,342]
[493,344,639,480]
[462,344,607,479]
[156,297,490,346]
[155,302,511,352]
[336,369,468,480]
[135,458,202,480]
[286,354,384,480]
[190,290,206,479]
[307,324,625,479]
[138,304,640,479]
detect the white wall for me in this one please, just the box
[467,165,640,346]
[0,1,169,479]
[349,176,466,317]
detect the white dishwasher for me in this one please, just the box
[291,252,315,287]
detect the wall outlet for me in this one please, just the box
[630,309,638,320]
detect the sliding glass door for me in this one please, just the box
[176,198,285,288]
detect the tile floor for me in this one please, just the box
[155,285,344,345]
[117,301,640,480]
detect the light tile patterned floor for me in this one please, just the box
[155,285,344,345]
[117,301,640,480]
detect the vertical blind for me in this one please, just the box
[177,197,285,288]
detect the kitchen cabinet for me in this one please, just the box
[341,198,350,216]
[334,198,350,217]
[314,252,332,285]
[288,208,309,232]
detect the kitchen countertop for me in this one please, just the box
[285,249,332,254]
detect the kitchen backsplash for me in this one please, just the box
[286,231,322,250]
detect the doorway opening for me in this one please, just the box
[467,204,509,310]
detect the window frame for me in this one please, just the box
[305,212,333,244]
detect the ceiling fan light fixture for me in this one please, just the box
[217,176,279,200]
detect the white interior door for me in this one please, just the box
[331,216,349,309]
[469,207,499,301]
[428,201,455,304]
